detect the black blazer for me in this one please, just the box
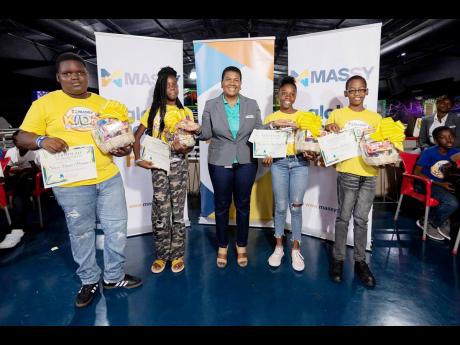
[418,113,460,148]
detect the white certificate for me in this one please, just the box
[39,145,97,188]
[140,135,171,175]
[317,130,361,167]
[249,129,288,158]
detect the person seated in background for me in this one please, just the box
[414,126,460,241]
[418,95,460,149]
[0,131,41,249]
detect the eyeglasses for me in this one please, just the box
[346,88,367,95]
[60,71,87,79]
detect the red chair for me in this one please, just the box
[33,171,50,228]
[394,152,439,241]
[0,156,12,225]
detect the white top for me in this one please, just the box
[428,113,448,144]
[5,147,40,170]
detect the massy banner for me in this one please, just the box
[288,23,382,249]
[95,32,188,237]
[193,37,275,227]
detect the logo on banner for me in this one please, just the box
[291,66,374,87]
[100,68,181,88]
[101,68,123,87]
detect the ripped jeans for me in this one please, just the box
[271,155,309,243]
[53,173,127,285]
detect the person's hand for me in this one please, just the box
[302,150,317,160]
[325,123,340,133]
[439,182,455,192]
[262,156,273,167]
[136,160,156,170]
[110,144,133,157]
[272,119,297,129]
[176,119,200,133]
[41,137,69,153]
[171,138,189,153]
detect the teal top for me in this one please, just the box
[223,95,240,163]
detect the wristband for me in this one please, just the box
[135,159,143,165]
[35,136,47,148]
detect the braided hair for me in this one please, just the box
[147,66,184,137]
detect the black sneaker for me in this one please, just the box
[329,259,344,283]
[75,283,99,308]
[102,274,143,290]
[354,261,376,288]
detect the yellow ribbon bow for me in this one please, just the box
[296,111,323,138]
[369,117,406,151]
[99,100,134,123]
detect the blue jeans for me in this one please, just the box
[333,172,376,262]
[208,162,257,248]
[271,155,309,243]
[53,173,128,285]
[414,181,459,227]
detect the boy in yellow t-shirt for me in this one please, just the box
[15,52,142,308]
[325,75,382,289]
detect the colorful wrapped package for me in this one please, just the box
[174,119,199,148]
[359,117,405,166]
[295,112,323,153]
[92,100,135,154]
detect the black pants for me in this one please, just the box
[5,170,35,229]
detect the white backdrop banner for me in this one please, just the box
[95,32,188,236]
[288,23,382,249]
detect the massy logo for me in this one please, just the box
[101,68,123,87]
[100,68,181,88]
[291,66,374,87]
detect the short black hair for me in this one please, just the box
[280,76,297,90]
[345,75,367,90]
[433,126,455,141]
[436,95,453,103]
[55,52,86,71]
[221,66,242,81]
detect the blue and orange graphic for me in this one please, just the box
[291,70,310,87]
[100,68,123,88]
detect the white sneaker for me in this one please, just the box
[291,249,305,272]
[0,235,21,249]
[268,246,284,267]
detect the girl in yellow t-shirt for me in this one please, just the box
[133,67,200,275]
[262,76,321,272]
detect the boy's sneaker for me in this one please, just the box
[75,283,99,308]
[102,274,143,290]
[291,249,305,272]
[354,261,376,288]
[268,246,284,267]
[438,220,451,240]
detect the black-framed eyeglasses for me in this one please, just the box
[60,71,87,79]
[346,88,367,95]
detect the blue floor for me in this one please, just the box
[0,195,459,326]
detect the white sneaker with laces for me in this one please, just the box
[291,249,305,272]
[268,246,284,267]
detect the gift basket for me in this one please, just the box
[359,118,405,166]
[175,117,200,148]
[295,112,323,153]
[92,100,135,154]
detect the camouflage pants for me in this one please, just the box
[151,158,188,261]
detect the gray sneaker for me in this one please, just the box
[438,220,451,240]
[426,223,445,241]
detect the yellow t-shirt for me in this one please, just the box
[140,105,194,144]
[264,110,318,155]
[20,90,119,187]
[326,107,382,177]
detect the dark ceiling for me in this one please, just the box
[1,18,460,96]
